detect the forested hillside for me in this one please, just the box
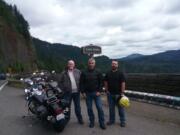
[0,0,36,73]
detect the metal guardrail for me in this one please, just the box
[0,80,8,92]
[125,90,180,109]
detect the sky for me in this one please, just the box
[4,0,180,58]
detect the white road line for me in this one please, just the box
[0,81,8,92]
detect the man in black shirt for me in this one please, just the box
[104,60,126,127]
[80,58,106,130]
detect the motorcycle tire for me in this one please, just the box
[28,100,38,114]
[53,121,65,132]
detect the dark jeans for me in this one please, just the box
[63,92,83,121]
[86,92,105,125]
[107,93,126,124]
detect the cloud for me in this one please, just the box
[163,0,180,14]
[4,0,180,58]
[58,0,136,9]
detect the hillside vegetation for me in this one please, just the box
[0,0,36,73]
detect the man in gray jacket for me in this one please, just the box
[59,60,84,124]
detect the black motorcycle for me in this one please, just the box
[27,81,70,132]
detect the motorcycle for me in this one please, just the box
[25,76,70,132]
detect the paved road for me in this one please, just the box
[0,86,180,135]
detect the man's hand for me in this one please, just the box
[120,92,125,97]
[96,92,101,96]
[82,93,86,98]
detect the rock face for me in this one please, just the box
[0,0,36,73]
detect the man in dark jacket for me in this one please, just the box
[59,60,84,124]
[104,60,126,127]
[80,58,106,130]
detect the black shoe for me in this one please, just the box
[100,124,106,130]
[120,123,126,127]
[106,121,115,126]
[89,123,94,128]
[78,119,84,125]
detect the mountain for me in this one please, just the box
[95,55,112,71]
[33,37,89,72]
[121,53,144,60]
[0,0,36,73]
[32,38,113,72]
[33,36,180,73]
[120,50,180,73]
[140,50,180,62]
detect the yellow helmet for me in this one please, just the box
[118,95,130,108]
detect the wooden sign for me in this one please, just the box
[81,44,102,55]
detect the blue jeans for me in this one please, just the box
[107,93,126,124]
[63,92,83,121]
[86,92,105,125]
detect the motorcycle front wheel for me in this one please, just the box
[53,119,66,132]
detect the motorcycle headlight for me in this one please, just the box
[33,72,36,75]
[25,89,29,93]
[30,82,33,85]
[37,91,42,95]
[33,88,38,91]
